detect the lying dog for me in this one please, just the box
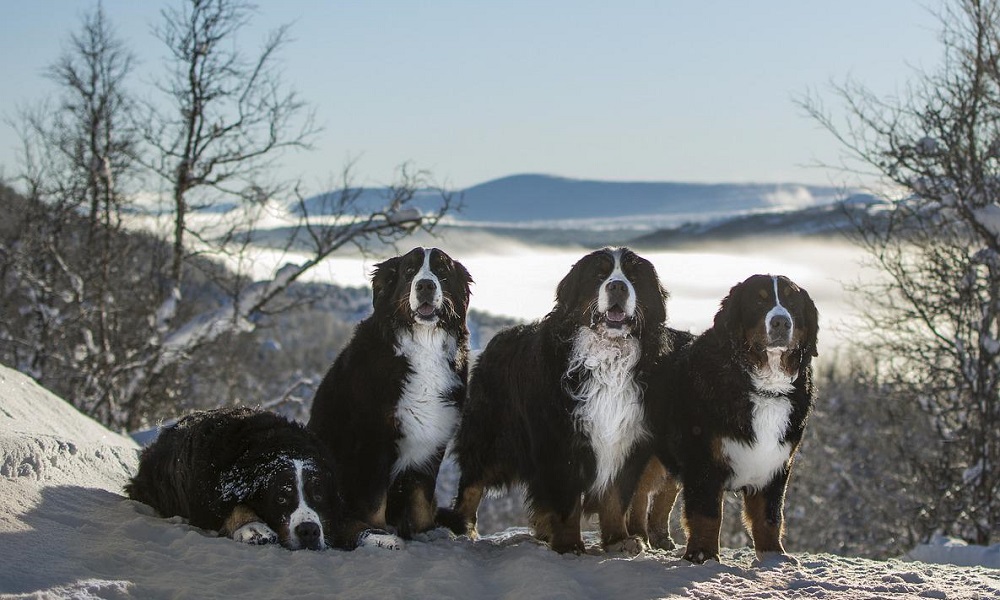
[308,247,472,538]
[444,247,673,554]
[644,274,818,563]
[126,406,401,550]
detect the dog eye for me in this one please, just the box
[276,496,288,505]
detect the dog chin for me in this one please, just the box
[593,317,633,337]
[413,313,439,326]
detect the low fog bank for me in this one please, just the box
[220,231,869,350]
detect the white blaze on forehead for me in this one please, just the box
[765,275,793,340]
[408,247,443,311]
[288,459,325,549]
[597,249,637,316]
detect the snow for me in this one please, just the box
[2,363,999,599]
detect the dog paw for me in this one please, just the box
[683,548,720,564]
[753,551,799,568]
[357,528,404,551]
[648,531,676,551]
[232,522,278,546]
[605,535,647,556]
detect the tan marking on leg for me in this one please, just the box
[530,510,552,543]
[409,485,436,533]
[453,483,484,538]
[599,485,647,554]
[647,473,680,550]
[627,457,662,538]
[743,492,784,555]
[332,518,377,550]
[547,500,585,554]
[220,504,262,536]
[596,487,628,548]
[683,511,722,563]
[366,493,388,530]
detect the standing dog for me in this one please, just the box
[646,274,818,563]
[444,247,672,554]
[125,406,400,551]
[308,247,472,538]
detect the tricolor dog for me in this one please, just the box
[308,247,472,538]
[642,274,818,563]
[126,407,400,550]
[443,247,678,554]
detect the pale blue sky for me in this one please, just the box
[0,1,943,190]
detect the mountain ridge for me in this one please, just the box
[294,173,859,227]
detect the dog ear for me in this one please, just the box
[370,257,400,307]
[645,261,669,328]
[453,259,474,311]
[801,287,819,357]
[553,260,584,318]
[712,280,746,345]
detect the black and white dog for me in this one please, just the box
[444,247,674,554]
[308,247,472,539]
[125,407,400,550]
[645,274,818,564]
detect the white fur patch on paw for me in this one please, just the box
[357,529,404,551]
[605,535,646,557]
[232,522,278,546]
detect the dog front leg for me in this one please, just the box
[743,465,791,560]
[597,484,645,555]
[221,504,277,545]
[680,478,724,564]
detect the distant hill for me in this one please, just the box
[631,193,885,248]
[456,174,848,225]
[293,173,855,229]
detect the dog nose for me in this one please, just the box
[295,522,322,549]
[414,278,437,294]
[769,314,792,335]
[606,280,628,295]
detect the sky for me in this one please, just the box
[0,1,945,191]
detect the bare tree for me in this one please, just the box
[801,0,1000,545]
[140,0,319,287]
[2,1,455,432]
[0,3,155,427]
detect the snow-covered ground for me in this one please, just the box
[2,364,998,599]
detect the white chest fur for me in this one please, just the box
[392,326,461,480]
[722,350,796,492]
[565,327,647,495]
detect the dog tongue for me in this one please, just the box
[417,304,436,317]
[606,308,626,322]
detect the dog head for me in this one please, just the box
[221,455,341,551]
[552,247,668,338]
[713,274,818,372]
[370,247,472,329]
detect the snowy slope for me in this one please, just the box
[1,363,998,600]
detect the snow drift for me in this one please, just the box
[0,363,998,599]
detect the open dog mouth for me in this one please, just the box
[415,302,438,320]
[601,305,631,328]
